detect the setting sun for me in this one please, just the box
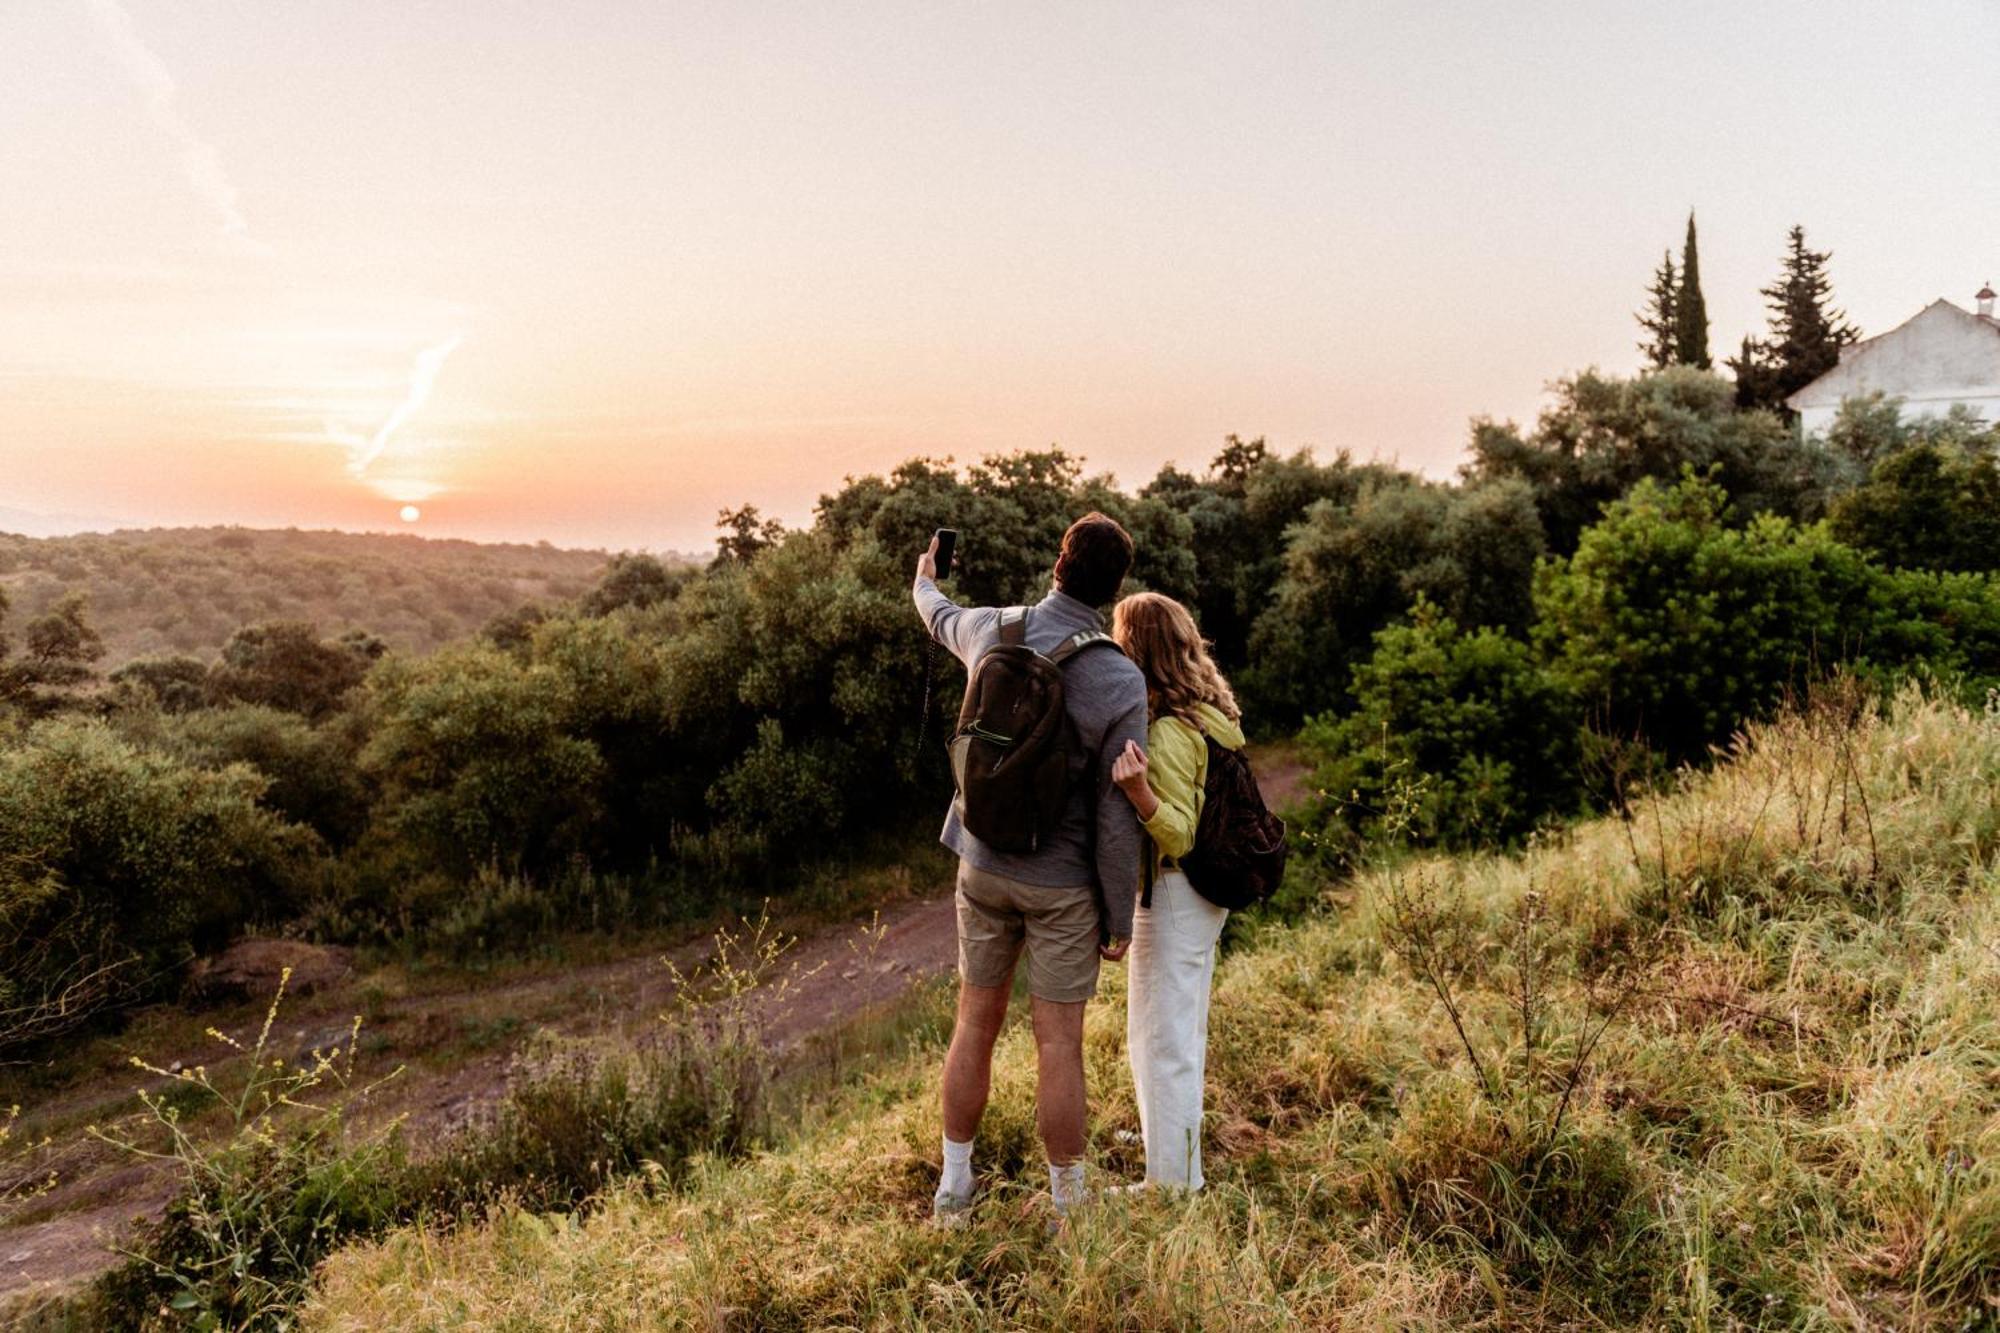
[399,505,421,523]
[5,3,1995,550]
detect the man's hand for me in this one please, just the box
[915,534,938,584]
[1099,935,1130,962]
[1111,740,1159,820]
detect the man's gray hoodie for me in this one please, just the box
[914,577,1150,939]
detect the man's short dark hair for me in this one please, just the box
[1053,512,1135,607]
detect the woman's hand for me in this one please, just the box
[914,534,938,585]
[1112,740,1159,820]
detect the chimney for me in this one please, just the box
[1981,282,1997,319]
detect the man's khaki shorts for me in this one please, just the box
[955,863,1101,1003]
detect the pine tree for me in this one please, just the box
[1637,249,1678,369]
[1764,225,1859,402]
[1673,212,1711,369]
[1728,225,1860,414]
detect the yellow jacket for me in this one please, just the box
[1140,701,1247,875]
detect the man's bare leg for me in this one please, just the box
[1032,995,1089,1212]
[941,978,1012,1145]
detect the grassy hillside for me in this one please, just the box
[0,528,629,665]
[305,686,2000,1330]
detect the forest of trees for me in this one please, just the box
[4,226,1998,1061]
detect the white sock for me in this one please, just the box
[1049,1161,1087,1213]
[939,1136,974,1199]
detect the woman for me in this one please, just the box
[1109,591,1246,1192]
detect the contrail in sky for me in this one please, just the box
[344,335,464,475]
[81,0,251,240]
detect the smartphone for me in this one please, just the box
[933,528,958,579]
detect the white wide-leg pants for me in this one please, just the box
[1127,868,1227,1191]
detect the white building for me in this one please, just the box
[1787,286,2000,437]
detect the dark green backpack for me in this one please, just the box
[1179,736,1290,911]
[949,607,1120,854]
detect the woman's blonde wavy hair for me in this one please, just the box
[1111,591,1241,725]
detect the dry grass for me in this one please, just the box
[305,684,2000,1331]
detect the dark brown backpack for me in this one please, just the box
[949,607,1120,854]
[1179,736,1289,911]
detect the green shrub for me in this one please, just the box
[709,718,849,851]
[1244,475,1545,725]
[1464,365,1842,553]
[1535,473,1876,764]
[817,451,1088,609]
[406,1021,771,1215]
[1828,438,2000,574]
[154,704,371,848]
[1861,565,2000,698]
[83,978,403,1331]
[107,654,210,713]
[579,552,687,616]
[1298,603,1582,856]
[1815,392,1999,472]
[680,531,940,850]
[0,590,107,710]
[206,621,381,720]
[1139,439,1400,675]
[0,719,317,1051]
[525,611,685,867]
[357,646,606,878]
[815,449,1199,619]
[1536,472,2000,765]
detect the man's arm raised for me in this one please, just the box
[912,536,995,668]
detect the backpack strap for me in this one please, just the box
[1048,628,1120,667]
[997,606,1028,647]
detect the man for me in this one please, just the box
[911,512,1150,1224]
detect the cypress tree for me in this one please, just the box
[1673,212,1711,368]
[1637,250,1678,369]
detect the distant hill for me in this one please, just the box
[0,527,643,666]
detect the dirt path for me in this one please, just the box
[1,1173,172,1294]
[0,887,960,1311]
[1248,740,1313,815]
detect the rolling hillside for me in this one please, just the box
[0,527,642,665]
[306,686,2000,1329]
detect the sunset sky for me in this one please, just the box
[6,1,1997,552]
